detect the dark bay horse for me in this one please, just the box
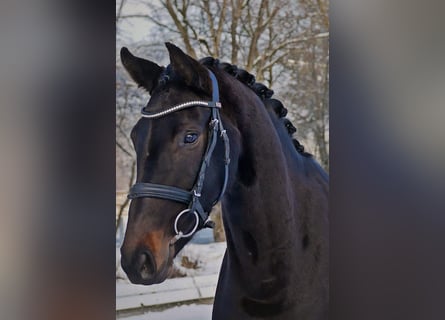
[120,43,329,319]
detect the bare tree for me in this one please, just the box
[282,0,329,168]
[116,0,127,23]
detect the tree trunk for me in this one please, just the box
[210,203,226,242]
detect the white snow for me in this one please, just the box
[118,303,213,320]
[173,242,226,277]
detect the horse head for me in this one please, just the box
[120,43,234,284]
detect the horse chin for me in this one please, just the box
[150,268,170,284]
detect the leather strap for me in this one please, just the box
[128,183,192,204]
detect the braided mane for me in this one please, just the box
[199,57,311,157]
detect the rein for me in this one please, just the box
[127,70,230,243]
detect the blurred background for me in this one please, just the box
[0,0,444,319]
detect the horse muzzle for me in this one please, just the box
[120,241,172,285]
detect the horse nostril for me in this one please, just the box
[137,251,156,280]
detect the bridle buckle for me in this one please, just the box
[193,190,201,197]
[210,119,219,128]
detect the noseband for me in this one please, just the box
[127,70,230,243]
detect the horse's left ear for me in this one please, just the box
[120,47,164,94]
[165,42,212,94]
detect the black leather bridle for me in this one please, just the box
[128,70,230,243]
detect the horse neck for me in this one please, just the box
[213,73,328,316]
[224,113,297,248]
[219,82,321,284]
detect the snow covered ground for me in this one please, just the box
[119,303,213,320]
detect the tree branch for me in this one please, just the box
[116,0,126,23]
[116,140,133,158]
[118,14,179,34]
[163,0,197,57]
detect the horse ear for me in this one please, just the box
[120,47,163,93]
[165,42,211,94]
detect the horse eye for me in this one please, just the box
[184,133,198,144]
